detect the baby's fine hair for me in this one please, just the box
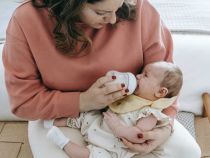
[158,62,183,98]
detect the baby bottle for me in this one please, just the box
[106,71,137,95]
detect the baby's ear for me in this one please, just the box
[155,87,168,98]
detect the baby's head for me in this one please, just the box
[134,61,183,101]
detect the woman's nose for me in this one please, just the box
[106,12,117,24]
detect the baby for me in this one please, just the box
[44,61,183,158]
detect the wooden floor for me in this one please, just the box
[0,118,210,158]
[0,121,33,158]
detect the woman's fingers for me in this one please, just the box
[122,127,171,154]
[142,126,171,141]
[80,73,130,111]
[105,90,126,103]
[102,83,123,95]
[94,75,115,88]
[121,138,155,154]
[122,138,144,152]
[93,75,129,104]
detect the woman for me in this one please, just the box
[2,0,201,157]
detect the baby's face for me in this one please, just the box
[134,64,165,101]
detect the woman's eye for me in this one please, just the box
[96,12,106,16]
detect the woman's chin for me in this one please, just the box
[79,23,104,29]
[93,23,105,29]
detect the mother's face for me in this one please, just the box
[79,0,124,29]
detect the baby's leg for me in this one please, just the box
[44,118,68,129]
[47,126,89,158]
[64,142,89,158]
[136,114,157,131]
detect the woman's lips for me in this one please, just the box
[99,23,105,26]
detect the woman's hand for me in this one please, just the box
[79,75,127,112]
[121,125,172,155]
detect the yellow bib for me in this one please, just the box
[109,95,177,114]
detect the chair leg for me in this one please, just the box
[202,92,210,122]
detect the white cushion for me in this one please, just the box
[28,119,198,158]
[0,44,22,120]
[173,34,210,115]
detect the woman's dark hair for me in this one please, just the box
[31,0,136,56]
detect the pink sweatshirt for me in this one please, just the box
[2,0,176,120]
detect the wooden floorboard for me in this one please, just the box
[17,143,33,158]
[0,121,33,158]
[0,122,5,133]
[0,122,28,142]
[0,142,21,158]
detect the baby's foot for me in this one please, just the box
[47,126,70,149]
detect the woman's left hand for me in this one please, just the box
[121,125,172,155]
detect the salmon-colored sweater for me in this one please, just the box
[2,0,176,120]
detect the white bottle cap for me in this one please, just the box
[126,72,137,95]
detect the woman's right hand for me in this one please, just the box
[121,125,172,155]
[79,75,127,112]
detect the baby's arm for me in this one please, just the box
[136,114,157,131]
[44,116,82,129]
[54,118,69,127]
[103,112,146,143]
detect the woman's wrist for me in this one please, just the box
[79,92,87,112]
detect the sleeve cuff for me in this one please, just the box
[56,92,80,118]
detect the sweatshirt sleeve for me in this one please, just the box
[2,16,80,120]
[138,0,173,65]
[137,0,177,118]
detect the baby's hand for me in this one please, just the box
[103,111,126,138]
[103,111,121,124]
[103,111,146,144]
